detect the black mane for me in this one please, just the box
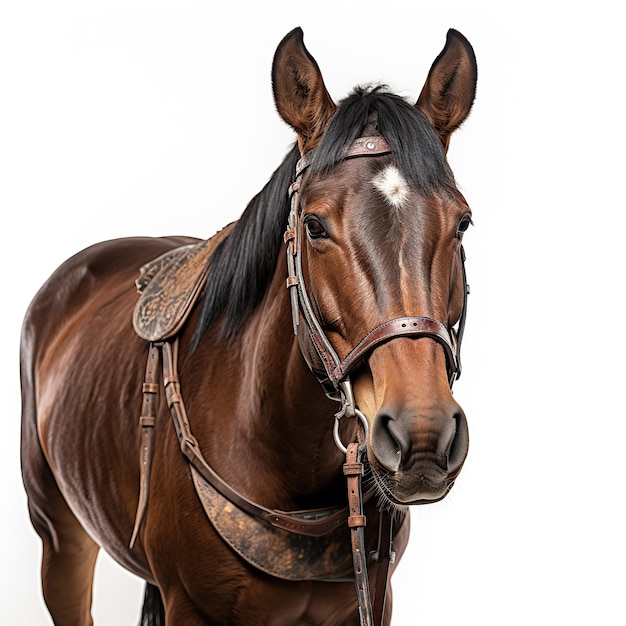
[191,86,456,347]
[190,144,299,349]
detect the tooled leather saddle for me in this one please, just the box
[133,223,234,342]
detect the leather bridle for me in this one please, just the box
[284,135,469,440]
[131,134,469,626]
[281,135,469,624]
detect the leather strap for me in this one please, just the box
[296,135,391,178]
[130,342,161,548]
[160,339,372,537]
[344,442,374,625]
[331,316,457,384]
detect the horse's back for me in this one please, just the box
[20,234,197,577]
[21,236,197,359]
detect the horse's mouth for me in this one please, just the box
[367,459,456,507]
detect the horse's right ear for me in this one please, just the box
[272,28,336,154]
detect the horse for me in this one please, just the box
[20,27,477,625]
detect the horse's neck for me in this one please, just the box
[188,270,345,509]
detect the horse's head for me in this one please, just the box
[272,28,476,505]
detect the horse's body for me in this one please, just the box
[21,28,477,625]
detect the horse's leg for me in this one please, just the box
[25,464,99,625]
[39,507,99,626]
[22,412,99,625]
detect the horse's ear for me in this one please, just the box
[272,28,336,153]
[416,29,477,152]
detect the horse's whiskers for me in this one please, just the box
[364,457,403,517]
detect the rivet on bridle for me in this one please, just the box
[366,141,376,150]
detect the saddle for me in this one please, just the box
[133,223,234,341]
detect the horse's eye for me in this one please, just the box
[304,216,328,240]
[456,214,473,239]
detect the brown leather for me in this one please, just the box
[296,135,391,177]
[132,337,402,624]
[160,339,372,537]
[190,466,354,581]
[332,316,457,383]
[133,223,234,341]
[132,338,407,622]
[130,342,161,548]
[344,443,374,625]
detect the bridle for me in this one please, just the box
[284,135,469,448]
[282,135,469,624]
[131,134,469,626]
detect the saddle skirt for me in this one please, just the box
[133,223,235,341]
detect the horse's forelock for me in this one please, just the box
[310,86,456,194]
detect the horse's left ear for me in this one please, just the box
[416,29,477,152]
[272,28,337,153]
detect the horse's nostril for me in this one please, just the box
[371,405,469,476]
[371,413,402,473]
[447,411,469,472]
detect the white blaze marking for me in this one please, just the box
[372,165,410,209]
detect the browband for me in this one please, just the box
[295,135,391,179]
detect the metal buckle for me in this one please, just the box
[333,379,369,454]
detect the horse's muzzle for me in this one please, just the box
[368,400,469,504]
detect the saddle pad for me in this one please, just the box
[133,223,234,341]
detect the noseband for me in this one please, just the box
[284,136,469,438]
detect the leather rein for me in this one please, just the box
[130,135,469,626]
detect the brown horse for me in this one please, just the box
[20,27,477,625]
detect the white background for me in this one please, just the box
[2,1,624,624]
